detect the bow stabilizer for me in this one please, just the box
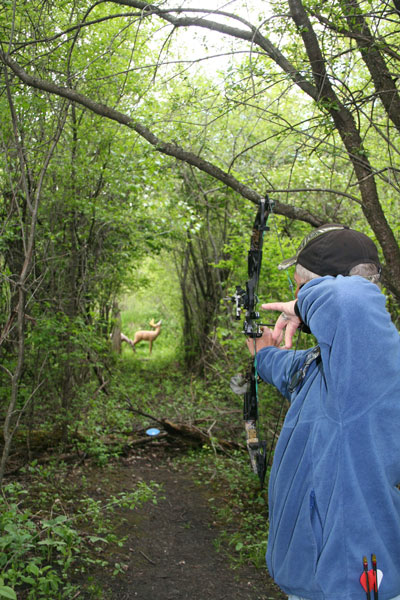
[231,196,275,488]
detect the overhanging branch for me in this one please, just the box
[0,50,323,226]
[0,52,262,204]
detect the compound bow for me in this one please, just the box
[231,195,275,489]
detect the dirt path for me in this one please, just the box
[86,447,285,600]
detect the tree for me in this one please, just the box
[1,0,398,301]
[0,70,69,480]
[0,3,170,480]
[171,166,234,369]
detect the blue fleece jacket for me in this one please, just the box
[256,275,400,600]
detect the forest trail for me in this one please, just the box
[86,445,285,600]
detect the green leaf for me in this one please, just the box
[27,562,40,576]
[0,586,17,600]
[88,536,107,544]
[235,542,244,551]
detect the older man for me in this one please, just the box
[247,225,400,600]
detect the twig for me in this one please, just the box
[139,550,156,565]
[123,397,165,426]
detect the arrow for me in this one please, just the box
[361,556,371,600]
[360,556,383,600]
[360,569,383,594]
[372,554,379,600]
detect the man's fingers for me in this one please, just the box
[284,321,300,349]
[274,329,284,347]
[261,302,285,312]
[262,300,297,320]
[261,301,302,349]
[272,317,286,342]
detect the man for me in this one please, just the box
[247,224,400,600]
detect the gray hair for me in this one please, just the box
[295,263,381,286]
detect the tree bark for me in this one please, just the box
[341,0,400,135]
[287,0,400,300]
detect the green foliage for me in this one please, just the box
[0,583,16,600]
[0,2,398,589]
[0,481,80,599]
[0,0,184,478]
[0,468,162,599]
[1,0,398,501]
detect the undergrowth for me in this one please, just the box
[0,462,163,600]
[76,347,275,574]
[0,337,279,597]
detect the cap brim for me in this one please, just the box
[277,256,297,270]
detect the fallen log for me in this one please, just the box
[161,418,242,451]
[123,398,244,452]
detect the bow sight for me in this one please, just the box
[231,285,263,337]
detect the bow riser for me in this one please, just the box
[232,196,274,488]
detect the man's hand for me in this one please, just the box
[246,326,281,356]
[261,300,301,349]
